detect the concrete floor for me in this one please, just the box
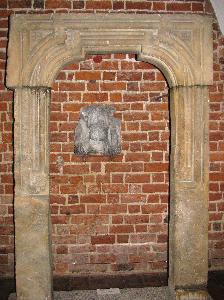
[8,287,169,300]
[8,287,215,300]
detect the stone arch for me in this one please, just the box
[6,13,213,300]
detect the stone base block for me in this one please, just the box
[174,289,211,300]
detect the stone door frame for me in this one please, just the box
[6,14,213,300]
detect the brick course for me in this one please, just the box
[0,0,223,277]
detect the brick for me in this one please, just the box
[124,215,149,224]
[152,2,165,11]
[102,184,128,193]
[209,172,224,181]
[50,132,67,142]
[130,233,156,243]
[121,194,146,204]
[110,93,122,102]
[131,163,144,172]
[103,72,116,81]
[123,93,149,102]
[63,165,89,174]
[136,225,148,233]
[147,103,168,111]
[8,0,31,8]
[142,184,168,193]
[87,205,99,214]
[144,163,168,172]
[192,3,204,12]
[101,82,126,91]
[73,1,84,9]
[59,82,85,91]
[113,1,124,10]
[117,235,129,243]
[90,253,116,264]
[60,205,85,214]
[126,2,152,10]
[120,61,133,70]
[141,82,166,91]
[142,204,167,214]
[45,0,71,9]
[123,112,149,121]
[100,204,127,214]
[142,142,167,151]
[86,1,112,9]
[125,174,150,183]
[107,194,119,204]
[167,3,191,12]
[112,174,123,183]
[123,132,148,141]
[91,235,115,245]
[117,71,142,81]
[83,92,108,102]
[95,61,118,70]
[75,71,101,80]
[157,234,167,243]
[105,163,131,173]
[80,195,106,203]
[128,205,140,214]
[127,82,139,91]
[56,245,68,254]
[0,0,7,8]
[110,225,134,234]
[127,122,140,131]
[210,153,224,161]
[125,153,151,162]
[112,215,123,224]
[71,215,108,225]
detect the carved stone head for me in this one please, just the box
[74,105,121,156]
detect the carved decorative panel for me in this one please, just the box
[75,105,121,156]
[14,88,50,196]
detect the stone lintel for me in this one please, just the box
[6,14,213,89]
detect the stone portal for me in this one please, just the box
[6,14,213,299]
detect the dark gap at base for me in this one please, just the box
[0,271,224,300]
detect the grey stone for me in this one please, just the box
[75,105,121,156]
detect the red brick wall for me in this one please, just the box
[51,55,169,274]
[0,0,223,277]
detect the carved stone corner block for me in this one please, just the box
[75,105,121,156]
[170,86,209,186]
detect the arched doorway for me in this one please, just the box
[6,14,213,299]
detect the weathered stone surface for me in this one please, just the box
[15,195,53,300]
[6,14,213,88]
[169,87,209,296]
[13,88,52,299]
[6,13,213,300]
[174,289,210,299]
[14,88,50,196]
[75,105,121,156]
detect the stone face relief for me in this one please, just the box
[74,105,121,156]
